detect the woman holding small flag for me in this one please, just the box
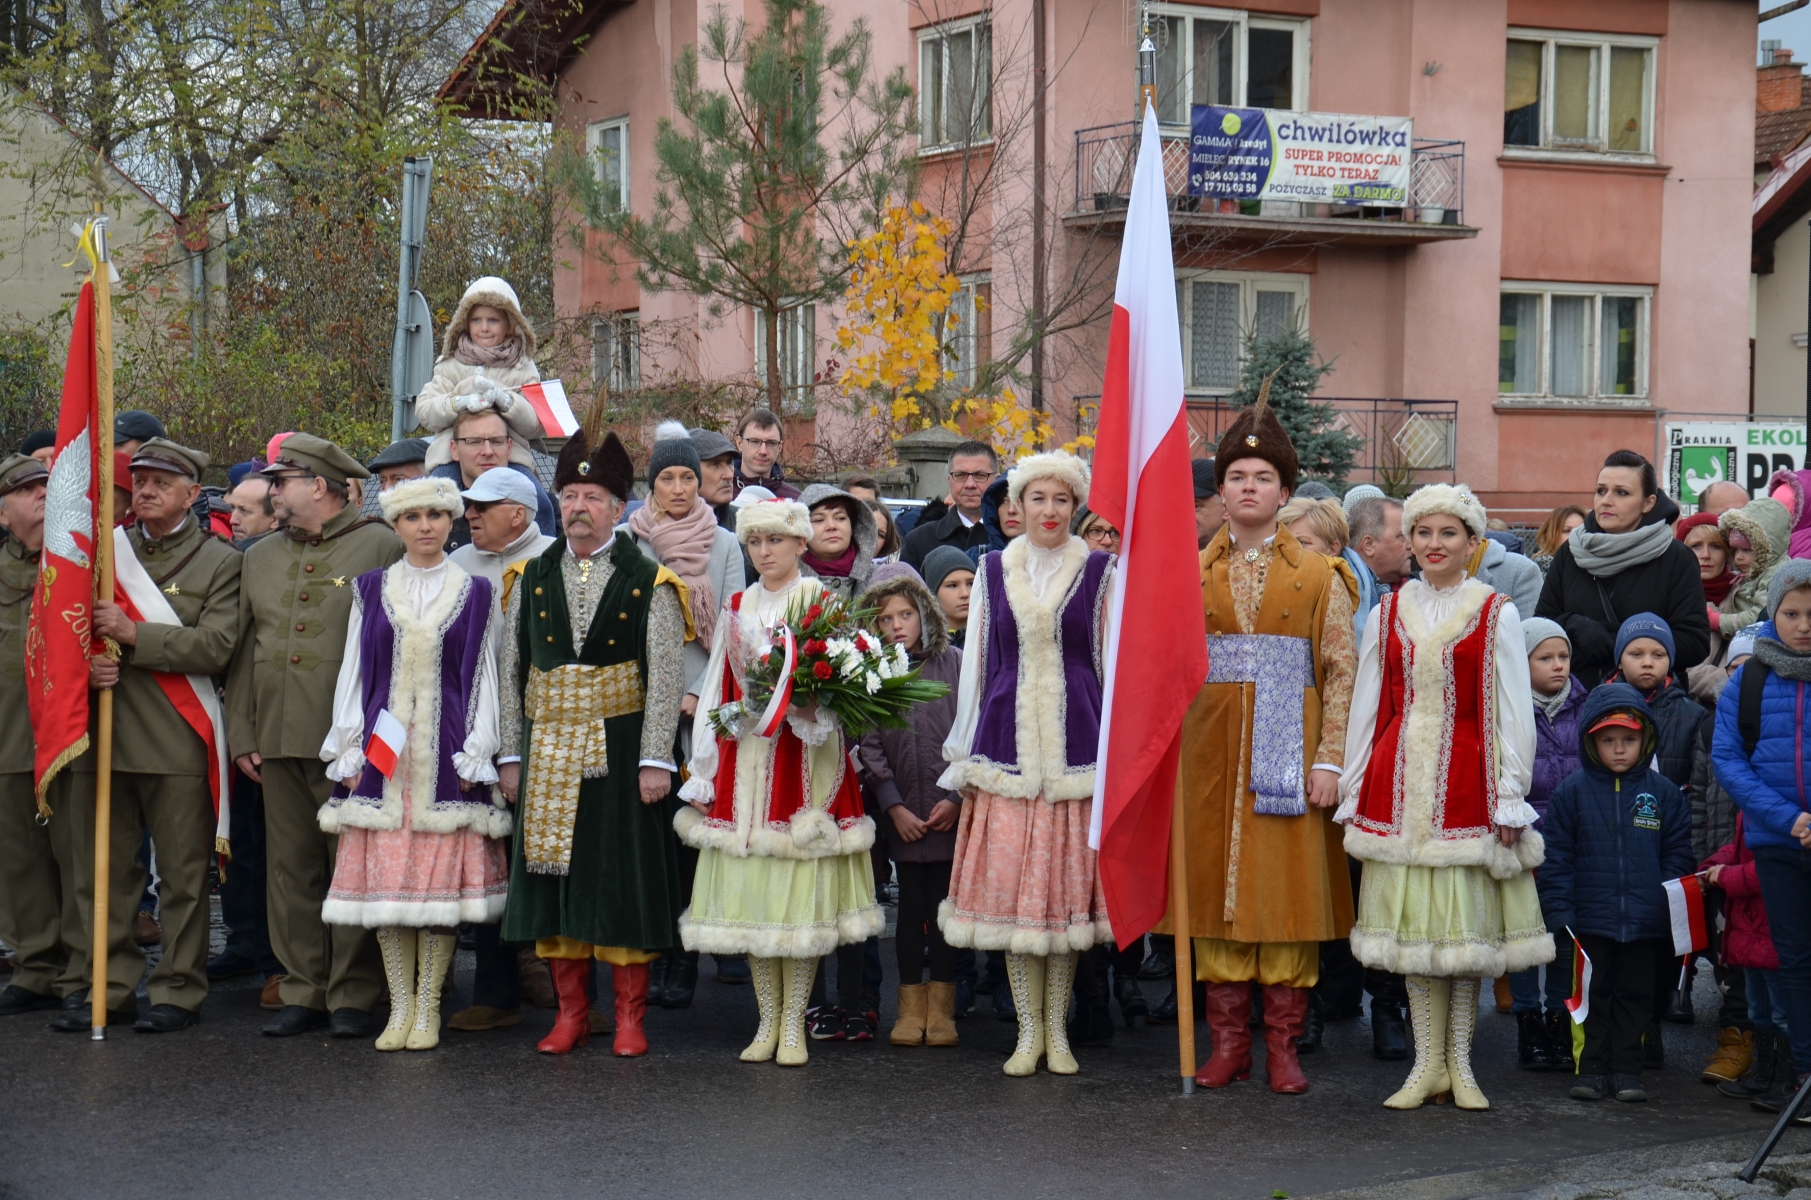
[317,476,509,1052]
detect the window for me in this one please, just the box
[1504,31,1655,156]
[919,19,991,150]
[944,274,991,391]
[1175,271,1308,392]
[592,313,640,392]
[755,303,817,400]
[586,117,629,212]
[1498,284,1649,400]
[1149,6,1309,127]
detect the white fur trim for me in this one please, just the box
[380,476,464,523]
[674,804,876,860]
[1349,926,1555,977]
[735,499,812,543]
[462,276,520,310]
[1006,450,1090,507]
[678,903,885,958]
[320,892,508,928]
[936,898,1113,954]
[1401,483,1489,539]
[1345,823,1544,880]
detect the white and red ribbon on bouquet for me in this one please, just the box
[754,624,798,738]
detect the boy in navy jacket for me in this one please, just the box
[1537,683,1695,1104]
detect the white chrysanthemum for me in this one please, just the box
[864,671,882,694]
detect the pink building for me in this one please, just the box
[445,0,1754,520]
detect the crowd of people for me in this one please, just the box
[3,274,1811,1115]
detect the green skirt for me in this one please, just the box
[679,846,884,959]
[1350,861,1553,978]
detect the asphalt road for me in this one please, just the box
[1,947,1803,1200]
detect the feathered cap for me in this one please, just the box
[1006,450,1090,507]
[379,476,464,523]
[1400,482,1489,540]
[554,428,634,501]
[735,497,813,544]
[1214,372,1298,493]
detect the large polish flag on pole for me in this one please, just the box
[1088,100,1209,943]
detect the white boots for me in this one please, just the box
[374,927,452,1052]
[1386,975,1487,1111]
[375,927,417,1052]
[777,957,817,1067]
[407,932,456,1051]
[741,956,781,1063]
[1001,951,1080,1077]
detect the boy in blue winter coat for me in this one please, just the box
[1538,683,1695,1104]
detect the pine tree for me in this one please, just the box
[1222,325,1361,489]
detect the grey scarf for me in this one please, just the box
[1534,686,1571,723]
[1567,520,1674,576]
[1754,636,1811,682]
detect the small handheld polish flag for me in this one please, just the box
[521,380,579,438]
[1566,928,1593,1026]
[1662,874,1709,958]
[365,709,408,780]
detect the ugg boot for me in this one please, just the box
[1722,1031,1778,1099]
[374,927,418,1052]
[777,957,817,1067]
[924,981,959,1047]
[405,933,454,1050]
[740,956,781,1063]
[536,958,592,1055]
[519,951,556,1008]
[1701,1026,1753,1084]
[1446,977,1488,1110]
[1194,982,1253,1088]
[1261,985,1311,1094]
[612,962,650,1057]
[890,982,928,1046]
[1385,975,1452,1109]
[1002,953,1046,1076]
[1045,951,1079,1075]
[1492,975,1513,1014]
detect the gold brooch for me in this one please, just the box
[1244,434,1259,447]
[163,584,180,596]
[330,576,347,587]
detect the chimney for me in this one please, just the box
[1760,50,1805,113]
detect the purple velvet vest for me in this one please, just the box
[970,547,1110,773]
[341,567,494,815]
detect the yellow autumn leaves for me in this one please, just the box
[835,201,962,426]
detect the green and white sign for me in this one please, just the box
[1664,422,1806,512]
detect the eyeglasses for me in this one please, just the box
[740,436,782,450]
[949,471,995,484]
[1084,526,1122,547]
[454,436,511,450]
[266,471,313,487]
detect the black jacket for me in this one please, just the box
[1534,497,1709,687]
[901,502,991,571]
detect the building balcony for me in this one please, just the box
[1067,123,1478,248]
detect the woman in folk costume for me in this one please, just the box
[1337,483,1553,1110]
[318,476,509,1052]
[937,450,1114,1077]
[677,497,883,1067]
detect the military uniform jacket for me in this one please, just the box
[0,537,37,774]
[228,504,403,761]
[81,518,242,776]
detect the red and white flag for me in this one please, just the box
[1088,100,1210,944]
[754,625,798,739]
[365,709,408,780]
[1663,874,1710,958]
[1566,931,1593,1025]
[521,380,579,438]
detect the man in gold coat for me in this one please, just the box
[1173,391,1357,1094]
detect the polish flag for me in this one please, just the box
[521,380,579,438]
[1088,99,1210,944]
[365,709,408,780]
[1663,874,1709,958]
[1566,930,1593,1025]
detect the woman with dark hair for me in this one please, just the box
[1535,451,1709,686]
[1530,505,1587,575]
[798,483,879,603]
[868,499,902,565]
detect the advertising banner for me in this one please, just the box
[1187,107,1413,206]
[1664,422,1806,512]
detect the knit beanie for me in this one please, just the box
[922,545,977,594]
[1613,612,1675,666]
[1522,616,1570,659]
[1767,558,1811,618]
[1343,483,1385,514]
[647,420,701,482]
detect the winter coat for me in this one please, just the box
[1529,674,1589,822]
[1690,721,1738,865]
[1702,815,1778,971]
[1768,466,1811,561]
[1473,538,1543,617]
[415,281,545,472]
[624,522,747,699]
[428,462,557,545]
[797,483,879,603]
[965,476,1016,565]
[1599,676,1710,795]
[1712,653,1811,851]
[857,572,964,862]
[902,503,992,572]
[1535,494,1710,686]
[1718,498,1792,638]
[730,457,801,501]
[1537,683,1696,943]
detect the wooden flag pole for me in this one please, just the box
[89,215,117,1041]
[1171,756,1196,1093]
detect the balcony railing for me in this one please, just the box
[1072,122,1467,232]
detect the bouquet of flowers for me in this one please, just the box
[709,590,950,740]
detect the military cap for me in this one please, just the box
[261,433,371,482]
[0,453,48,495]
[129,437,210,480]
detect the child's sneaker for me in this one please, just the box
[859,988,882,1028]
[1612,1073,1648,1102]
[808,1006,846,1041]
[843,1011,874,1042]
[1570,1074,1610,1101]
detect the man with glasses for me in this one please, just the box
[901,441,997,572]
[429,409,556,548]
[229,435,404,1039]
[730,409,800,500]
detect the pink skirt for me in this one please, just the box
[324,799,508,929]
[937,789,1110,956]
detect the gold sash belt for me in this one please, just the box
[521,661,643,875]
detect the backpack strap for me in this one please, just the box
[1740,659,1772,758]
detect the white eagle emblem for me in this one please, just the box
[44,428,93,568]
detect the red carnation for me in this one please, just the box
[812,661,834,681]
[806,605,823,621]
[803,639,827,656]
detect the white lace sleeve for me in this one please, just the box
[1335,603,1384,823]
[321,591,369,781]
[1492,602,1539,827]
[679,603,734,806]
[786,705,837,747]
[453,589,502,784]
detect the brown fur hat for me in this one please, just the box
[553,429,634,501]
[1214,372,1298,493]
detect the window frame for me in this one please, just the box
[917,16,993,154]
[944,272,991,391]
[585,116,631,212]
[754,302,819,405]
[1145,4,1311,130]
[1497,280,1652,402]
[1502,28,1658,162]
[1175,269,1310,396]
[591,311,641,392]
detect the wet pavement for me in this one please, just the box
[3,931,1806,1200]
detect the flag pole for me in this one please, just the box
[89,214,117,1042]
[1171,755,1196,1093]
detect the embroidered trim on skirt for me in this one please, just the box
[1348,861,1554,978]
[678,847,883,959]
[323,795,509,928]
[937,788,1111,955]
